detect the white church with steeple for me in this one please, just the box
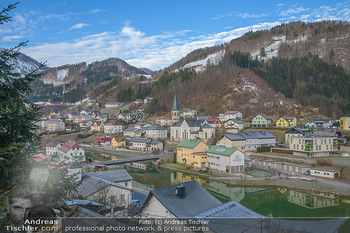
[170,93,215,142]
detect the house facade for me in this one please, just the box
[207,146,245,173]
[276,116,297,128]
[46,139,64,156]
[58,141,85,163]
[155,116,171,126]
[104,121,122,134]
[223,119,245,131]
[181,109,197,119]
[111,136,126,148]
[90,121,104,132]
[217,131,276,152]
[251,113,272,128]
[285,128,308,144]
[129,138,150,150]
[176,140,209,169]
[340,117,350,131]
[47,119,65,132]
[145,125,168,139]
[289,135,339,157]
[218,111,242,122]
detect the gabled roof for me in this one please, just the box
[112,136,125,142]
[146,124,167,130]
[59,141,81,153]
[225,118,244,124]
[92,120,103,126]
[177,139,204,149]
[256,113,272,120]
[145,180,221,218]
[130,138,148,143]
[156,115,170,120]
[312,128,338,137]
[224,111,240,115]
[285,128,308,135]
[196,200,261,218]
[46,139,64,147]
[77,175,132,198]
[207,146,238,156]
[220,131,276,141]
[86,169,133,183]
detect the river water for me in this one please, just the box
[113,164,350,217]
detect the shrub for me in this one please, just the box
[257,146,271,153]
[316,158,333,167]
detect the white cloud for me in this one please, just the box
[2,35,25,42]
[69,23,91,30]
[279,7,309,17]
[238,13,269,19]
[22,22,280,70]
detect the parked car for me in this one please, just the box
[304,170,310,175]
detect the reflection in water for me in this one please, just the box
[287,190,339,209]
[126,165,350,217]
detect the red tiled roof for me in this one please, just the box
[92,121,103,126]
[156,115,170,120]
[112,136,124,142]
[59,141,81,153]
[31,153,47,162]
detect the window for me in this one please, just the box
[121,194,125,201]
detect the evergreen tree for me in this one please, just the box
[0,3,79,223]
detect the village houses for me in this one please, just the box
[276,116,297,128]
[176,140,209,169]
[217,131,276,152]
[206,146,245,173]
[155,115,171,126]
[218,111,243,121]
[250,113,272,128]
[58,141,85,163]
[145,125,168,139]
[90,120,104,132]
[111,136,126,148]
[104,120,122,134]
[47,119,65,132]
[46,139,64,156]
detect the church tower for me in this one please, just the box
[171,93,180,125]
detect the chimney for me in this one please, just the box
[175,185,185,199]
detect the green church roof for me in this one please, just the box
[172,93,180,111]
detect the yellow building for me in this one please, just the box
[276,116,297,128]
[176,140,209,169]
[340,117,350,131]
[90,120,104,132]
[111,136,126,148]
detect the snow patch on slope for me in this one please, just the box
[57,69,68,81]
[175,50,225,73]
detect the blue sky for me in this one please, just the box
[1,0,350,70]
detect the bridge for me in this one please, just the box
[93,153,172,166]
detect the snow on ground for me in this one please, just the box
[177,50,225,73]
[233,76,261,93]
[57,69,68,81]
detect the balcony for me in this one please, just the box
[305,149,313,151]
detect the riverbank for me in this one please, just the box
[158,163,350,197]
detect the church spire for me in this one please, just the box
[172,93,179,111]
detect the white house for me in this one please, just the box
[105,102,123,108]
[58,141,85,163]
[181,109,198,119]
[155,116,171,126]
[145,124,168,139]
[104,121,122,134]
[223,119,245,131]
[46,139,64,156]
[206,146,245,173]
[218,111,242,122]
